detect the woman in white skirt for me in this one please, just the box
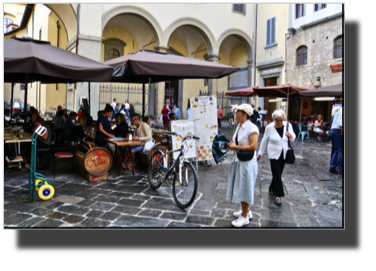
[227,104,259,227]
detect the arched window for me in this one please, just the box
[333,36,343,59]
[296,46,307,66]
[4,18,13,33]
[108,49,120,60]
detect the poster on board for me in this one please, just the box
[170,120,196,160]
[190,95,217,162]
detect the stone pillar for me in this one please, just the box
[247,60,255,105]
[154,46,169,122]
[205,54,220,96]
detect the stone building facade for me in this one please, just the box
[285,16,343,89]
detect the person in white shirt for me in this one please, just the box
[257,109,296,206]
[226,104,259,227]
[328,107,342,174]
[123,99,130,116]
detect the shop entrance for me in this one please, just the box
[165,80,179,107]
[264,77,278,120]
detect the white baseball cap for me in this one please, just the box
[234,104,254,117]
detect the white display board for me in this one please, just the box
[170,120,197,160]
[190,95,217,162]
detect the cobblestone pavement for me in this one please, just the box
[4,127,342,228]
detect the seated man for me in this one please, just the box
[130,114,152,158]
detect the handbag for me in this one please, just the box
[285,122,295,164]
[235,126,254,162]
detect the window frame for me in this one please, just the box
[296,46,308,66]
[333,36,343,59]
[4,18,13,34]
[314,4,327,12]
[232,4,246,15]
[108,48,120,61]
[295,4,306,19]
[266,17,276,47]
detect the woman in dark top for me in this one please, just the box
[107,113,129,156]
[129,103,135,125]
[83,108,93,126]
[70,116,87,142]
[94,104,114,147]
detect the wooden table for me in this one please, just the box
[4,135,32,168]
[104,138,144,176]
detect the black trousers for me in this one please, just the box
[269,151,286,197]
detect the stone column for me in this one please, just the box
[205,54,220,96]
[247,60,255,105]
[154,46,169,122]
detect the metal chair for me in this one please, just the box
[53,151,77,179]
[297,123,311,142]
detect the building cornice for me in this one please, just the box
[300,12,342,30]
[256,57,284,70]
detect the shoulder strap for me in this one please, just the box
[287,122,291,148]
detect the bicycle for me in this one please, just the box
[148,131,200,209]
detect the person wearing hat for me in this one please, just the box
[257,109,296,206]
[314,115,326,141]
[226,104,259,227]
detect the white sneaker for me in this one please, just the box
[5,156,11,163]
[233,210,253,219]
[231,215,250,227]
[11,156,23,162]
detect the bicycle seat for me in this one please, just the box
[161,140,170,147]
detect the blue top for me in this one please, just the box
[172,108,180,119]
[95,114,111,144]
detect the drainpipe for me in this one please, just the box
[253,4,258,107]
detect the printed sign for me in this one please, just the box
[190,95,217,162]
[166,99,170,105]
[170,120,196,160]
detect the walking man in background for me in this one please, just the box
[172,104,180,119]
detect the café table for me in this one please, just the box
[4,135,32,168]
[104,138,144,176]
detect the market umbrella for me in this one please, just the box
[4,37,113,118]
[103,49,240,118]
[225,87,255,97]
[252,83,310,119]
[298,84,343,97]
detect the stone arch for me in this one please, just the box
[163,18,216,55]
[44,4,76,42]
[102,5,163,47]
[216,29,254,61]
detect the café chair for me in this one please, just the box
[53,151,77,179]
[297,123,311,142]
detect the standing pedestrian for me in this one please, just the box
[218,106,223,130]
[161,104,170,130]
[328,106,342,175]
[123,99,130,116]
[129,103,135,125]
[227,104,259,227]
[94,104,115,147]
[187,99,191,120]
[327,106,341,161]
[172,104,181,119]
[257,109,296,206]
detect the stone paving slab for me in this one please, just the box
[4,127,343,228]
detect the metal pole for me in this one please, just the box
[24,74,28,120]
[10,79,14,118]
[88,81,91,108]
[39,80,41,113]
[142,76,146,119]
[286,87,289,120]
[36,81,38,111]
[299,97,303,123]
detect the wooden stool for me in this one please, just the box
[53,152,77,179]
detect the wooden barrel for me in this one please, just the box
[75,141,113,181]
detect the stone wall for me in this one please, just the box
[286,16,342,88]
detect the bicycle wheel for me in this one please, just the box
[148,150,165,189]
[172,162,198,209]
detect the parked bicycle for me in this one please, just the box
[148,131,199,209]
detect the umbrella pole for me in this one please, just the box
[286,87,289,120]
[142,76,146,119]
[88,82,91,109]
[24,74,28,121]
[299,97,303,123]
[10,79,14,118]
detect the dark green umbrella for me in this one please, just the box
[212,134,230,164]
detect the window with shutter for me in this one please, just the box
[266,19,270,46]
[233,4,246,15]
[333,36,342,59]
[296,46,307,66]
[315,4,327,12]
[271,17,276,45]
[295,4,306,19]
